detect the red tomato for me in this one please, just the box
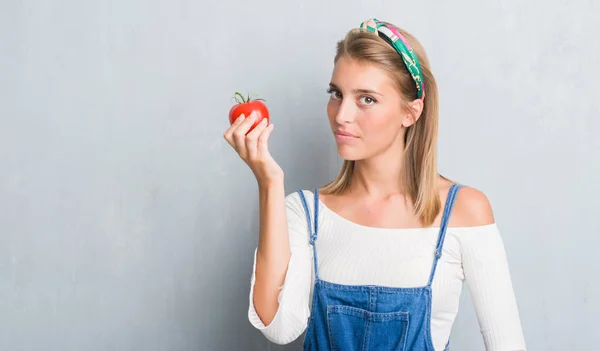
[229,92,270,133]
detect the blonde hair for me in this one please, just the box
[321,22,445,227]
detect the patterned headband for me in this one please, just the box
[359,18,425,100]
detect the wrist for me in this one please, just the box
[257,174,284,190]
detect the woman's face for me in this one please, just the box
[326,56,417,161]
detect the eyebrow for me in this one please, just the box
[329,83,383,96]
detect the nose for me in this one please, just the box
[334,100,356,125]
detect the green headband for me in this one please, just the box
[359,18,425,99]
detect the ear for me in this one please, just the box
[401,98,424,128]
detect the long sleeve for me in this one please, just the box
[247,192,314,345]
[458,223,527,350]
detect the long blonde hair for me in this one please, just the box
[321,22,445,227]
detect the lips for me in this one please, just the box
[334,130,359,142]
[335,130,358,138]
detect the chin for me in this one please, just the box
[336,145,365,161]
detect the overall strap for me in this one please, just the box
[297,188,320,280]
[427,184,462,287]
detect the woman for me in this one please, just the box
[224,18,526,351]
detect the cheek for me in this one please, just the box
[360,111,398,139]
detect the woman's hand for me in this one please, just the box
[224,111,283,186]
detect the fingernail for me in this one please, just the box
[260,118,267,124]
[236,114,245,122]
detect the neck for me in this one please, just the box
[349,148,406,198]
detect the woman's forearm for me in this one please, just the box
[252,178,291,326]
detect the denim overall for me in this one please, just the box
[297,184,462,351]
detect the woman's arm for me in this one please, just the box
[223,113,312,343]
[455,188,527,350]
[248,191,313,344]
[252,180,291,326]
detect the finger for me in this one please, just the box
[246,118,269,160]
[258,123,274,154]
[224,114,245,148]
[233,112,257,159]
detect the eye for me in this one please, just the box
[360,96,377,105]
[326,88,342,100]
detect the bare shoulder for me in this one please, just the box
[451,185,495,227]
